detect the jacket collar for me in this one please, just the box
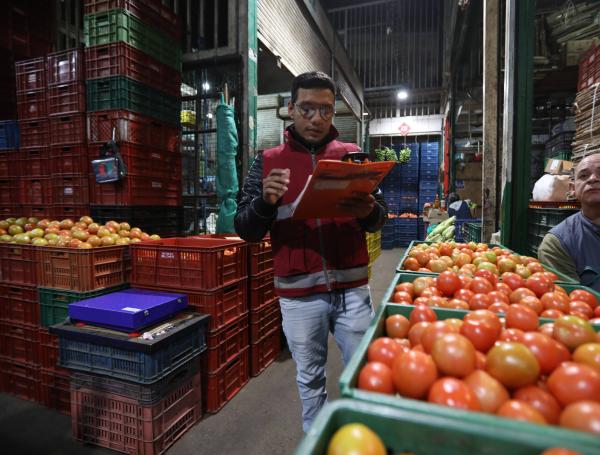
[285,125,339,154]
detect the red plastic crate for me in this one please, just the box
[0,150,19,177]
[0,179,19,205]
[89,174,182,206]
[47,82,86,116]
[47,48,84,86]
[19,177,52,205]
[85,42,181,96]
[18,118,49,147]
[49,114,87,145]
[37,245,129,291]
[87,110,180,152]
[250,327,282,377]
[0,243,38,285]
[0,357,40,402]
[249,299,281,343]
[132,238,247,291]
[204,312,249,372]
[0,321,40,364]
[0,205,20,218]
[249,237,273,276]
[50,144,89,174]
[40,368,71,415]
[0,283,38,327]
[52,175,90,205]
[38,327,60,370]
[71,370,201,455]
[249,270,276,311]
[21,205,53,219]
[204,346,249,414]
[15,57,46,92]
[16,89,47,120]
[51,205,91,220]
[18,146,49,177]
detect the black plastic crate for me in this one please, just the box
[527,207,578,253]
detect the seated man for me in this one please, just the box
[447,192,472,218]
[538,153,600,291]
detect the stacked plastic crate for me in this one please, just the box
[419,142,439,210]
[380,158,399,249]
[84,0,183,236]
[398,143,420,215]
[0,120,20,217]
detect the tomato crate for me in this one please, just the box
[0,179,19,205]
[87,110,180,152]
[50,144,89,174]
[0,283,38,327]
[337,303,600,455]
[0,321,40,364]
[18,119,49,147]
[70,355,200,405]
[131,238,248,292]
[0,150,19,177]
[51,205,91,220]
[39,368,71,415]
[204,346,249,413]
[0,357,40,402]
[249,299,281,343]
[52,175,90,205]
[249,237,273,276]
[16,89,47,120]
[39,284,129,328]
[249,270,275,311]
[0,243,38,285]
[89,174,182,206]
[38,327,60,370]
[250,326,281,377]
[19,177,52,205]
[47,82,86,116]
[47,48,84,86]
[90,205,183,238]
[49,114,87,145]
[18,146,49,177]
[21,205,53,219]
[85,42,181,96]
[37,244,128,292]
[15,57,46,92]
[0,205,20,218]
[204,312,249,372]
[0,120,20,150]
[71,369,201,455]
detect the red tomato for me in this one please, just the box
[519,295,543,315]
[445,298,470,310]
[526,276,554,298]
[413,277,436,296]
[539,322,554,338]
[488,291,510,305]
[409,305,437,326]
[421,287,442,299]
[488,302,510,314]
[403,257,420,271]
[427,296,448,307]
[573,343,600,373]
[469,277,495,294]
[421,321,459,353]
[327,423,387,455]
[394,338,411,351]
[475,351,487,369]
[498,328,525,343]
[454,288,474,302]
[569,289,598,309]
[466,310,503,336]
[464,369,509,413]
[392,350,438,399]
[540,292,570,313]
[431,333,477,378]
[367,337,404,368]
[486,342,540,388]
[408,321,432,347]
[460,317,499,353]
[413,296,430,306]
[436,271,462,297]
[505,304,539,332]
[510,288,536,304]
[569,300,594,320]
[392,290,413,304]
[553,315,597,351]
[474,269,498,287]
[521,332,564,375]
[468,293,492,311]
[547,362,600,406]
[496,400,547,424]
[358,361,395,394]
[495,282,513,297]
[542,448,584,455]
[540,309,565,319]
[595,306,600,318]
[394,282,415,298]
[501,272,526,291]
[513,385,561,424]
[385,314,410,339]
[428,377,481,411]
[559,401,600,435]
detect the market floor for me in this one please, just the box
[0,248,402,455]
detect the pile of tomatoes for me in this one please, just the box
[391,270,600,322]
[358,305,600,435]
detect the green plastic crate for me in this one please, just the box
[296,399,598,455]
[337,303,600,455]
[86,76,179,125]
[463,221,482,242]
[84,9,181,70]
[39,284,129,327]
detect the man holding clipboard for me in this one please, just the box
[235,71,388,432]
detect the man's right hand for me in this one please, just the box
[263,168,290,205]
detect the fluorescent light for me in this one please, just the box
[202,82,210,91]
[362,112,369,116]
[207,113,214,119]
[397,90,408,100]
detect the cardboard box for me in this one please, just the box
[545,159,573,175]
[563,39,599,66]
[425,208,449,224]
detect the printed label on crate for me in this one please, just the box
[121,307,142,313]
[64,187,73,195]
[152,181,162,188]
[160,251,175,260]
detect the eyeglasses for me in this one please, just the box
[294,103,335,120]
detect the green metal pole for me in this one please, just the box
[248,0,258,157]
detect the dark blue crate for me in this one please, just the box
[419,181,438,190]
[420,170,439,180]
[0,120,19,150]
[420,160,439,170]
[455,218,480,242]
[382,224,395,237]
[421,142,439,151]
[382,239,395,249]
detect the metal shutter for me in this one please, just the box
[257,108,283,151]
[334,115,359,144]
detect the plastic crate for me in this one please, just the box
[381,238,395,250]
[419,180,438,190]
[38,284,129,327]
[39,327,60,370]
[87,110,180,152]
[52,175,90,205]
[16,89,47,120]
[249,237,273,276]
[527,207,578,255]
[0,243,38,285]
[0,205,20,218]
[462,221,482,243]
[249,270,275,311]
[37,245,129,292]
[50,144,89,175]
[47,82,86,116]
[19,177,52,205]
[419,169,439,181]
[0,179,20,205]
[0,321,40,364]
[15,57,46,92]
[0,120,19,149]
[21,205,53,219]
[46,48,84,86]
[18,146,49,177]
[71,370,201,455]
[0,150,19,177]
[85,42,181,96]
[204,312,249,372]
[51,313,209,384]
[249,299,281,343]
[250,326,281,377]
[51,205,91,220]
[0,357,40,402]
[39,368,71,415]
[204,346,250,413]
[49,114,87,145]
[545,132,574,158]
[0,283,38,327]
[18,119,48,147]
[454,218,479,242]
[86,76,179,125]
[90,205,183,237]
[131,238,247,292]
[88,174,182,206]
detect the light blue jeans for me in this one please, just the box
[279,285,374,432]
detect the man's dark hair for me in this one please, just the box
[448,192,460,204]
[291,71,336,103]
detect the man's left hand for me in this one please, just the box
[337,192,375,219]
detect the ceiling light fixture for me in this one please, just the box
[397,90,408,100]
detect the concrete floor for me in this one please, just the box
[0,248,402,455]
